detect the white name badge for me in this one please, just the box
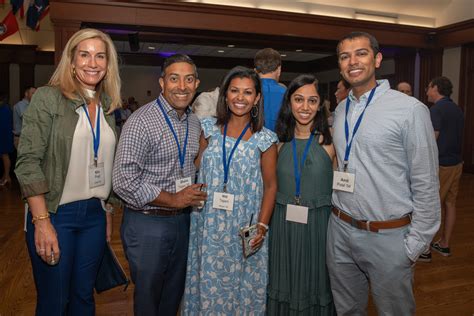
[89,162,105,188]
[333,170,355,193]
[213,192,234,211]
[286,204,309,224]
[175,177,192,192]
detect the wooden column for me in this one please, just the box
[394,50,416,91]
[18,47,36,94]
[52,20,81,65]
[0,63,10,103]
[459,43,474,173]
[418,49,443,105]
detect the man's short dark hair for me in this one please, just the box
[23,86,36,95]
[430,76,453,97]
[254,48,281,74]
[336,32,380,56]
[160,54,198,78]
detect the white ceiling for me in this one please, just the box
[185,0,474,27]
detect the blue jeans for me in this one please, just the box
[26,198,106,316]
[121,207,190,316]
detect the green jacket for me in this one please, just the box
[15,86,117,213]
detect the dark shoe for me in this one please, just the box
[431,242,451,257]
[418,251,432,263]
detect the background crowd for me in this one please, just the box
[0,27,464,316]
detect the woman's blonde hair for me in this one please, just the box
[49,28,121,112]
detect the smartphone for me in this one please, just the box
[239,224,258,259]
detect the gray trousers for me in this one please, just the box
[326,214,415,316]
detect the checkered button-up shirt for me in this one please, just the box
[112,94,201,210]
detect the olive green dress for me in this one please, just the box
[267,138,336,315]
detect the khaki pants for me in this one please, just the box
[439,163,463,205]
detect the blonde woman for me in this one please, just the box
[15,28,121,316]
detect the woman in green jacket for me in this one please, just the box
[15,28,121,316]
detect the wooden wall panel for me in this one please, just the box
[437,20,474,48]
[53,20,81,64]
[459,44,474,172]
[0,63,10,100]
[50,1,432,49]
[394,52,416,90]
[418,49,443,105]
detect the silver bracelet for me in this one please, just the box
[104,205,115,214]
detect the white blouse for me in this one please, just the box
[59,103,116,206]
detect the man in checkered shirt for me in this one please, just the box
[113,54,207,316]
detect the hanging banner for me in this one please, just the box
[0,10,19,41]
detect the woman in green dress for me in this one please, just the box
[268,74,336,315]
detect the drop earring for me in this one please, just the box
[251,105,258,118]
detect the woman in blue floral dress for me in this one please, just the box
[182,66,278,315]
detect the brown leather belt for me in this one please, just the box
[332,207,411,233]
[128,207,189,217]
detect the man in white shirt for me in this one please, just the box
[327,31,440,315]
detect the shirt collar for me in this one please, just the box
[260,78,277,83]
[436,96,451,104]
[70,92,111,112]
[158,94,190,121]
[348,79,390,104]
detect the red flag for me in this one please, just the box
[0,10,19,41]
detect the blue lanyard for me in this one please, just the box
[222,122,250,192]
[291,133,315,205]
[157,98,189,175]
[83,105,101,166]
[343,86,377,171]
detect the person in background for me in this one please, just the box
[13,86,36,149]
[321,99,334,128]
[328,31,440,315]
[254,48,286,132]
[192,86,219,119]
[334,78,350,104]
[113,54,206,316]
[182,66,278,315]
[397,81,413,96]
[15,28,121,315]
[268,74,336,315]
[420,76,464,262]
[0,92,14,186]
[119,100,132,125]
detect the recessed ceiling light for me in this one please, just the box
[295,49,303,52]
[281,54,287,57]
[148,46,155,50]
[227,44,235,48]
[218,50,225,53]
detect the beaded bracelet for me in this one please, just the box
[32,213,50,224]
[257,222,269,231]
